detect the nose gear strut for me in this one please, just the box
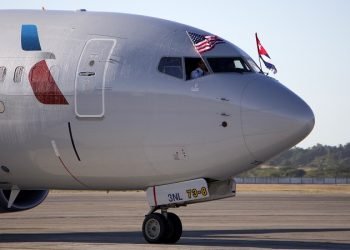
[142,178,236,243]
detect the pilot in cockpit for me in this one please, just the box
[190,60,208,79]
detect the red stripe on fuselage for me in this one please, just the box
[153,186,158,206]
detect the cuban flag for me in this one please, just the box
[255,33,277,74]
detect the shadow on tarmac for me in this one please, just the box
[1,228,350,249]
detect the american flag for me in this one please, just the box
[187,32,225,54]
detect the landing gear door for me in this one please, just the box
[75,39,116,118]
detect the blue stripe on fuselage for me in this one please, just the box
[21,25,42,51]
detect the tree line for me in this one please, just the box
[239,143,350,178]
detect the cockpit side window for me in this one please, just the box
[207,57,251,73]
[184,58,209,80]
[158,57,183,79]
[246,58,261,73]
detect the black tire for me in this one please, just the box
[142,213,167,243]
[164,212,182,244]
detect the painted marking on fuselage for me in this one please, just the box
[68,122,81,161]
[21,24,42,51]
[28,60,68,105]
[168,192,183,202]
[21,24,68,105]
[51,140,88,188]
[191,83,199,92]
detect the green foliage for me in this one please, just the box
[239,143,350,178]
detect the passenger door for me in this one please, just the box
[75,38,116,118]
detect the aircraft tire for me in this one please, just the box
[142,213,167,243]
[164,212,182,244]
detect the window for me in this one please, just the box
[0,67,6,82]
[158,57,183,79]
[184,58,209,80]
[207,57,251,73]
[14,66,24,83]
[246,58,261,73]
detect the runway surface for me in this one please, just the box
[1,189,350,249]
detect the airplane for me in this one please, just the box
[0,10,315,244]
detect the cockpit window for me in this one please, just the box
[158,57,183,79]
[185,58,209,80]
[246,58,261,73]
[207,57,251,73]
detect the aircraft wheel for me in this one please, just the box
[164,212,182,244]
[142,213,167,243]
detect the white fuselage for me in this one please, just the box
[0,10,314,190]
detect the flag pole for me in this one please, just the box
[255,32,263,72]
[186,31,213,74]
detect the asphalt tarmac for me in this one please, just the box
[1,190,350,250]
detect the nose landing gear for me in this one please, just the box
[143,178,236,244]
[142,209,182,244]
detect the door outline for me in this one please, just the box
[75,38,116,118]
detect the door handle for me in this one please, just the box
[79,72,95,76]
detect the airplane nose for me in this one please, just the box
[241,77,315,161]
